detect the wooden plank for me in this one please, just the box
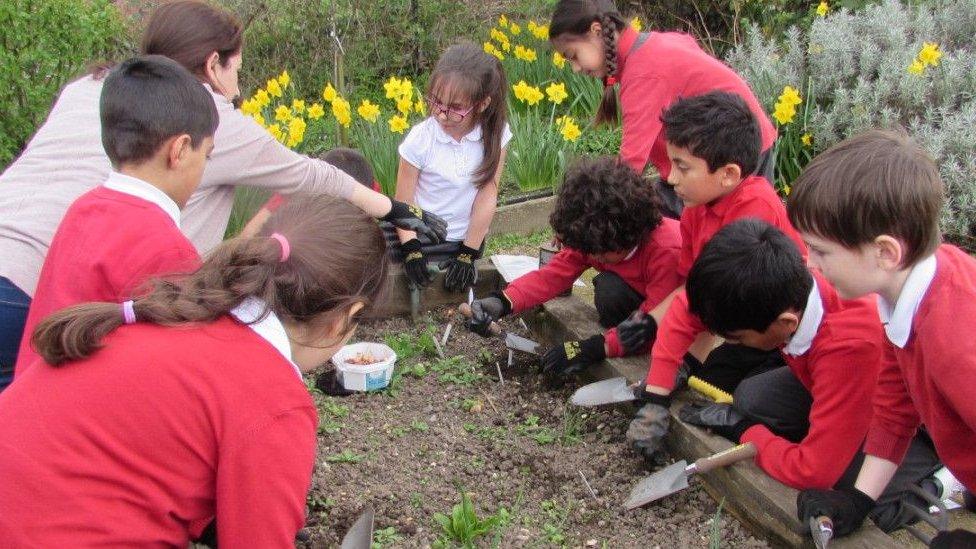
[524,294,903,548]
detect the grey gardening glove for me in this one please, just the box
[616,310,658,355]
[626,390,671,459]
[467,293,511,337]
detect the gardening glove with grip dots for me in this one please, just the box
[440,244,480,293]
[382,199,448,243]
[467,294,510,337]
[402,239,433,289]
[541,335,606,377]
[797,487,876,538]
[626,391,671,459]
[679,403,756,442]
[616,311,658,354]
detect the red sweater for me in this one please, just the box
[616,27,777,180]
[741,273,883,489]
[0,318,317,547]
[646,176,806,389]
[503,218,682,357]
[15,186,200,376]
[864,245,976,491]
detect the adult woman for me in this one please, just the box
[0,0,443,390]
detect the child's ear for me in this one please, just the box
[167,134,194,169]
[719,163,742,188]
[873,235,905,271]
[478,95,491,113]
[589,20,603,36]
[774,311,801,336]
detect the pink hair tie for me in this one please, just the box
[603,75,618,87]
[122,300,137,325]
[270,232,290,262]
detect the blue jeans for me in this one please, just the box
[0,276,31,392]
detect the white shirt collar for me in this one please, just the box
[103,171,181,228]
[230,297,302,380]
[783,278,824,356]
[878,254,937,348]
[432,118,483,144]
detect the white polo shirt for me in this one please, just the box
[398,117,512,241]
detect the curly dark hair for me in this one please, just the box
[549,157,663,254]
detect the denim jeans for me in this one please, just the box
[0,276,31,392]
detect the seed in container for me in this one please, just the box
[345,351,383,366]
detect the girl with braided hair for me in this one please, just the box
[548,0,777,218]
[0,196,389,546]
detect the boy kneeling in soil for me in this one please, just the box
[467,156,682,375]
[678,218,943,533]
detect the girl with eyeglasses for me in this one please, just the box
[392,42,511,293]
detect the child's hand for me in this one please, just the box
[540,336,606,377]
[440,244,480,292]
[401,239,433,289]
[626,390,671,459]
[616,311,658,354]
[796,487,875,538]
[678,403,755,443]
[383,199,448,243]
[467,295,507,337]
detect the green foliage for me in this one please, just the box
[0,0,129,167]
[515,414,557,445]
[325,449,366,463]
[484,228,553,257]
[430,356,485,386]
[316,396,350,435]
[539,499,573,546]
[372,526,403,548]
[709,500,726,549]
[432,489,509,548]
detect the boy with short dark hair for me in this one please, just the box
[14,55,213,376]
[788,130,976,543]
[626,91,807,459]
[678,219,941,532]
[467,156,682,372]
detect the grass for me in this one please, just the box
[325,449,366,464]
[484,227,553,257]
[316,396,350,435]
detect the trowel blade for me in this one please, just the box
[339,507,374,549]
[623,460,690,510]
[505,332,541,355]
[570,377,638,407]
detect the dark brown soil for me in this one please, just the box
[299,309,769,548]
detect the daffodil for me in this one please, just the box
[512,80,531,102]
[389,114,409,134]
[287,117,306,147]
[816,1,828,17]
[490,28,509,47]
[532,23,549,40]
[907,59,926,75]
[322,83,338,103]
[291,99,305,113]
[553,52,566,69]
[514,45,537,62]
[383,77,403,100]
[254,89,270,107]
[275,105,292,122]
[631,16,643,31]
[277,70,290,89]
[500,41,511,52]
[557,116,581,142]
[546,82,568,104]
[241,98,260,116]
[509,23,521,35]
[332,96,352,128]
[783,184,792,196]
[251,113,266,127]
[524,86,544,106]
[772,104,797,125]
[801,133,813,147]
[267,123,283,141]
[498,14,508,29]
[357,99,381,123]
[415,98,426,116]
[307,103,325,120]
[484,42,504,60]
[918,42,942,67]
[266,78,282,98]
[780,86,803,108]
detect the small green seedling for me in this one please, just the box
[371,526,403,548]
[325,449,366,464]
[432,489,509,549]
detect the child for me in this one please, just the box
[13,55,213,377]
[394,42,511,293]
[678,219,942,532]
[0,196,389,546]
[626,92,806,460]
[548,0,776,218]
[786,130,976,542]
[239,147,382,238]
[467,156,681,373]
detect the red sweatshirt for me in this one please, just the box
[646,176,806,389]
[15,183,200,376]
[616,27,777,180]
[864,245,976,491]
[0,317,317,547]
[503,218,682,357]
[740,272,883,489]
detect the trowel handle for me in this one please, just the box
[458,303,502,336]
[692,442,757,474]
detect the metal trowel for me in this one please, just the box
[569,376,638,407]
[339,507,375,549]
[623,443,757,509]
[458,303,541,355]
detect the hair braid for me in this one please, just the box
[600,13,618,80]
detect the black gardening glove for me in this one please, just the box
[679,403,756,443]
[930,529,976,549]
[382,199,447,243]
[540,335,606,377]
[401,239,433,289]
[616,310,658,355]
[440,244,479,293]
[467,293,511,337]
[626,390,671,459]
[797,487,876,538]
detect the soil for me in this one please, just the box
[299,308,769,548]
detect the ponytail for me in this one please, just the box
[33,197,390,366]
[595,13,621,126]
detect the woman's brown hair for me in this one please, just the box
[549,0,626,126]
[32,196,390,366]
[426,42,509,188]
[141,0,243,79]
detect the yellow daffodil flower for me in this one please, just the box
[907,59,926,75]
[287,117,306,147]
[546,82,568,104]
[277,70,291,89]
[241,98,260,116]
[490,28,509,46]
[512,80,531,102]
[515,45,537,62]
[631,16,643,31]
[557,116,581,142]
[509,23,521,35]
[498,14,508,29]
[267,123,283,141]
[307,103,325,120]
[266,78,283,98]
[816,1,828,17]
[357,99,381,123]
[801,133,813,147]
[918,42,942,67]
[780,86,803,107]
[254,89,270,107]
[772,104,797,125]
[384,77,403,100]
[252,113,266,127]
[397,96,413,115]
[291,99,305,113]
[415,98,426,116]
[389,114,409,134]
[484,42,505,60]
[275,105,292,122]
[500,41,511,52]
[533,24,549,40]
[553,52,566,69]
[332,97,352,128]
[322,83,338,103]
